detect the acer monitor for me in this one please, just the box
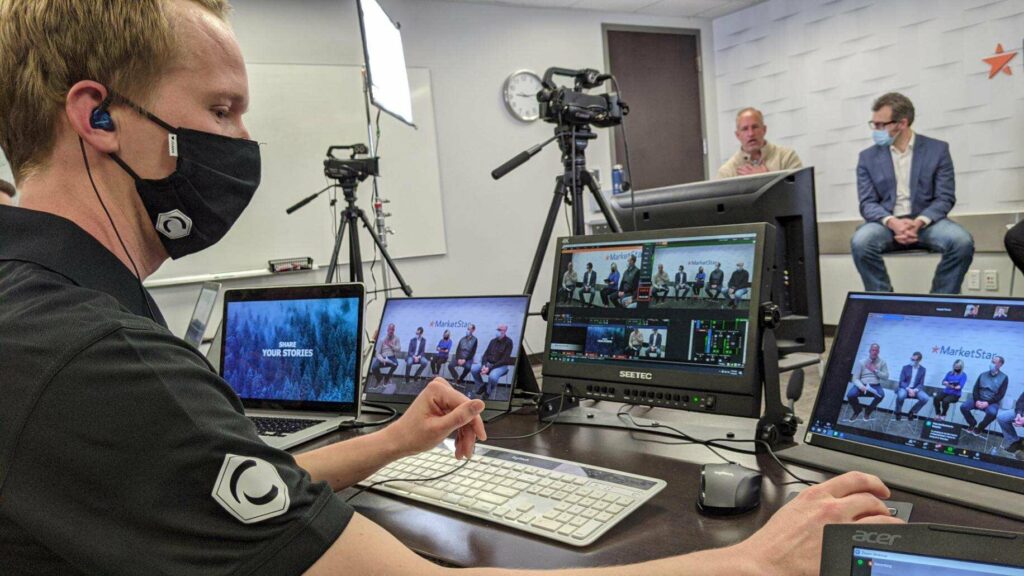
[541,223,776,418]
[610,167,822,356]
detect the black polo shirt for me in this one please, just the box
[0,206,352,575]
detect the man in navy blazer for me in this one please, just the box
[895,351,930,421]
[852,93,974,294]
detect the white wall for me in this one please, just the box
[713,0,1024,322]
[150,0,720,353]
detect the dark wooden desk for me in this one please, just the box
[297,402,1023,569]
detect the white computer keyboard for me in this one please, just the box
[358,439,666,546]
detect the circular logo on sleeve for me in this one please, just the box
[155,209,193,239]
[212,454,290,524]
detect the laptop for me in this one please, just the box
[183,281,220,348]
[780,293,1024,520]
[363,295,530,422]
[821,523,1024,575]
[219,283,363,449]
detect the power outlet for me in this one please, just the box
[984,269,999,291]
[967,270,981,290]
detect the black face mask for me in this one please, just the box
[106,94,261,259]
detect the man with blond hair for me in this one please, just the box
[0,1,899,574]
[717,107,802,179]
[0,178,14,205]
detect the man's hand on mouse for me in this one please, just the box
[729,472,903,576]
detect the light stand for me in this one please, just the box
[360,68,395,296]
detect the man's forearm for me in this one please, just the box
[457,545,759,576]
[296,428,406,491]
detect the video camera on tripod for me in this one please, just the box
[323,144,380,181]
[537,67,628,128]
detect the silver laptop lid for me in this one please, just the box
[219,283,364,415]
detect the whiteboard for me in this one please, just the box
[148,64,446,283]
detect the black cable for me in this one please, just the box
[609,76,637,231]
[488,386,566,440]
[342,401,399,430]
[616,407,817,486]
[79,137,157,322]
[345,457,472,504]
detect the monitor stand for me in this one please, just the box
[778,442,1024,521]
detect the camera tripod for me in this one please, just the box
[325,173,412,294]
[493,123,622,394]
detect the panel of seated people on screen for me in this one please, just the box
[549,234,756,376]
[367,297,528,402]
[221,297,361,403]
[812,297,1024,479]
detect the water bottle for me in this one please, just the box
[612,164,623,195]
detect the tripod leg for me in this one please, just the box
[356,209,413,296]
[523,177,567,296]
[582,171,622,233]
[348,209,364,283]
[325,215,351,284]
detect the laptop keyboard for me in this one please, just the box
[249,416,325,437]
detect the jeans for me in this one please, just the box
[652,287,669,302]
[895,387,931,416]
[846,383,885,416]
[674,284,690,300]
[581,287,597,306]
[960,401,1001,431]
[706,285,722,299]
[404,355,429,378]
[851,219,974,294]
[370,355,398,383]
[997,410,1023,449]
[470,364,511,397]
[730,287,750,307]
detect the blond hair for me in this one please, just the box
[0,0,231,182]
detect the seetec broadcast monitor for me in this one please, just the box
[541,223,775,418]
[806,293,1024,496]
[357,0,415,127]
[610,168,822,355]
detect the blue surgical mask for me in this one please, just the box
[990,363,998,372]
[496,331,502,339]
[872,129,894,147]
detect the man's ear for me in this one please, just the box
[65,80,119,154]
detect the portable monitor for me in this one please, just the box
[364,295,530,421]
[541,223,775,418]
[182,281,220,348]
[219,283,363,449]
[796,293,1024,515]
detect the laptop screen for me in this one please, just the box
[807,293,1024,488]
[364,295,529,409]
[220,284,363,412]
[850,547,1024,575]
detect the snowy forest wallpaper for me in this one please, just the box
[222,297,360,403]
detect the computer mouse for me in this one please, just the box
[697,462,762,516]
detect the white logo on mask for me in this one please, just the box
[156,209,192,239]
[212,454,290,524]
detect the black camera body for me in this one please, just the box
[323,144,379,181]
[537,67,628,128]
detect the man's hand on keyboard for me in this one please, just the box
[385,378,487,460]
[731,471,903,576]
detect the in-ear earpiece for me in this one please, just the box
[90,107,115,132]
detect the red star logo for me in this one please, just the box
[983,43,1017,79]
[932,346,940,354]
